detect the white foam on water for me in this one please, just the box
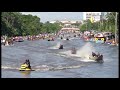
[59,50,81,57]
[63,38,66,40]
[35,65,49,68]
[33,64,85,71]
[53,65,85,70]
[2,66,19,70]
[35,65,52,71]
[48,42,61,49]
[80,58,95,62]
[57,42,97,62]
[77,42,96,59]
[59,42,95,58]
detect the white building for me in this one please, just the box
[49,21,56,23]
[83,12,101,22]
[101,12,107,20]
[50,20,82,24]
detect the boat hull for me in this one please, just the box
[19,68,35,71]
[19,64,34,71]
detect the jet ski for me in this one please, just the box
[71,47,76,54]
[59,44,63,49]
[19,64,35,71]
[89,52,104,63]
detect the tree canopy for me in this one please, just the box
[1,12,118,37]
[1,12,62,37]
[80,12,119,34]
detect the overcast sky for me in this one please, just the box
[20,12,83,23]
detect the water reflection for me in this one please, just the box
[20,71,31,78]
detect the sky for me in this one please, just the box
[20,12,83,23]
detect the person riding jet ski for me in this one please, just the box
[92,52,96,57]
[71,47,77,54]
[23,59,31,69]
[66,37,69,40]
[59,44,63,49]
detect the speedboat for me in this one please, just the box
[19,64,34,71]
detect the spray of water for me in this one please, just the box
[59,42,96,59]
[59,50,79,57]
[77,42,95,59]
[2,66,19,70]
[49,42,61,49]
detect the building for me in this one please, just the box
[49,21,56,23]
[50,20,82,24]
[49,20,82,33]
[83,12,101,22]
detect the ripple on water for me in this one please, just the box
[1,39,118,78]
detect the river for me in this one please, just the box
[1,37,119,78]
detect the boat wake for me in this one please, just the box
[2,64,85,71]
[78,42,95,59]
[34,64,85,71]
[59,50,81,57]
[56,42,97,62]
[80,58,96,62]
[2,66,19,70]
[48,42,61,49]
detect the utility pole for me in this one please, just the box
[86,20,87,30]
[115,12,117,43]
[100,20,101,31]
[101,16,103,32]
[86,22,87,30]
[110,12,117,43]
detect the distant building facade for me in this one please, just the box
[83,12,101,22]
[100,12,107,20]
[50,20,81,32]
[50,20,82,24]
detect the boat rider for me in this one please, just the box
[92,52,96,57]
[97,52,100,57]
[59,44,63,49]
[27,59,31,69]
[66,37,69,40]
[24,59,31,69]
[71,47,76,54]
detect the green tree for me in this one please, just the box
[41,21,62,33]
[1,12,23,37]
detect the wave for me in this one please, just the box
[34,64,85,71]
[2,63,85,72]
[51,65,85,70]
[48,42,61,49]
[2,66,19,70]
[80,58,96,62]
[57,42,96,59]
